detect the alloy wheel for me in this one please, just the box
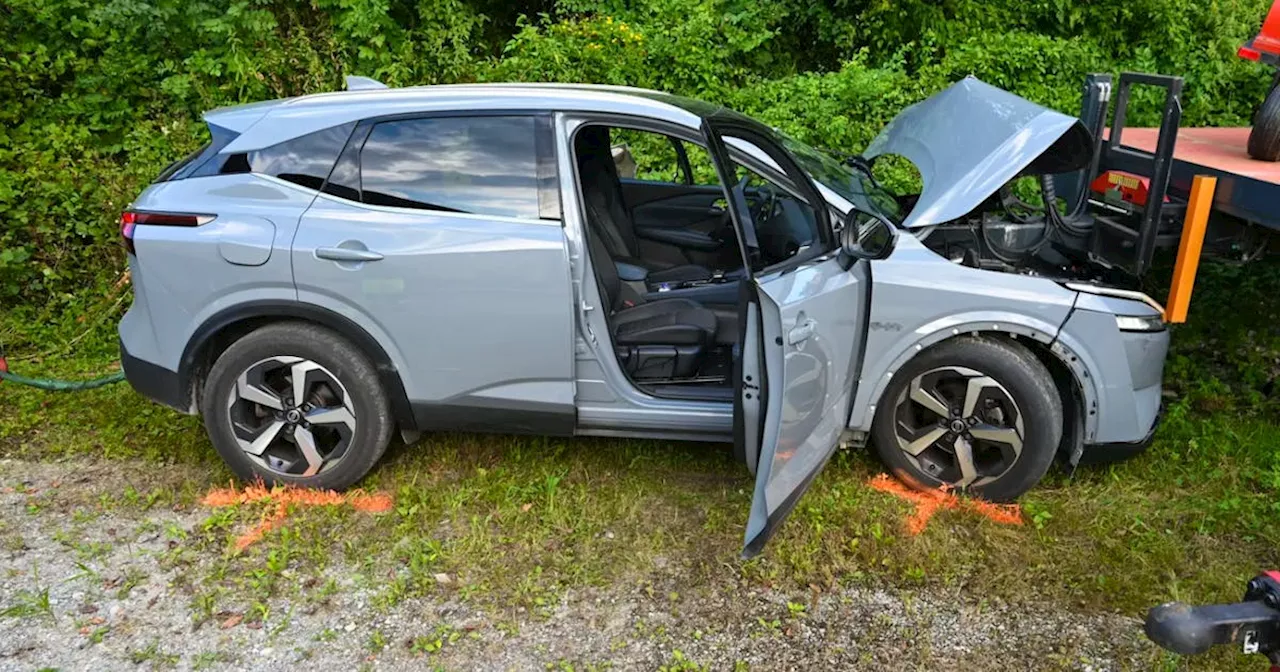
[226,356,357,477]
[891,366,1025,488]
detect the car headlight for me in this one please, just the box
[1115,314,1166,332]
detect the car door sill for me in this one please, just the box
[575,427,733,443]
[638,383,734,402]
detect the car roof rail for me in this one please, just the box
[345,75,389,91]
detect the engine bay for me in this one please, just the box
[910,174,1118,285]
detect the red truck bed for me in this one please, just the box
[1108,126,1280,230]
[1117,127,1280,184]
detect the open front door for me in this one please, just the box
[739,264,868,557]
[701,117,871,558]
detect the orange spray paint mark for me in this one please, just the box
[867,474,1022,535]
[201,483,393,551]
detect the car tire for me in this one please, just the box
[200,322,394,491]
[871,337,1062,502]
[1248,82,1280,162]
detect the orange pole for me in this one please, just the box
[1164,175,1216,323]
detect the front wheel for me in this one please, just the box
[200,322,394,491]
[871,337,1062,502]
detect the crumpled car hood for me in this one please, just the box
[864,76,1092,228]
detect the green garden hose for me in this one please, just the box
[0,368,126,391]
[0,352,126,391]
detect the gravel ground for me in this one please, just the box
[0,458,1159,671]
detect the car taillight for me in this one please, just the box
[1239,44,1263,61]
[120,210,215,255]
[120,211,137,255]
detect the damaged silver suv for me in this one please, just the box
[118,76,1167,555]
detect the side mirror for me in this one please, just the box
[840,209,897,260]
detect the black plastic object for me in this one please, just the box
[1145,572,1280,660]
[615,344,703,379]
[1146,601,1280,655]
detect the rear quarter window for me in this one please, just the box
[357,116,541,220]
[219,122,356,190]
[155,124,240,183]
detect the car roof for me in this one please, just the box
[212,83,723,154]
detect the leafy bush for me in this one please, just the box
[0,0,1275,304]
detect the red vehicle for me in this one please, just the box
[1240,0,1280,160]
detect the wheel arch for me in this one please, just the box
[850,317,1100,454]
[178,301,418,435]
[983,333,1094,464]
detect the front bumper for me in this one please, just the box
[119,338,187,413]
[1077,405,1162,465]
[1057,300,1169,445]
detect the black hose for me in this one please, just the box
[983,170,1098,264]
[997,184,1039,224]
[1040,173,1093,237]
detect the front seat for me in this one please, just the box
[576,126,714,285]
[586,227,718,380]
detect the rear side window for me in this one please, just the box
[220,122,355,190]
[358,116,540,219]
[155,143,209,183]
[155,124,240,183]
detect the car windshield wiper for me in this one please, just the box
[835,151,876,179]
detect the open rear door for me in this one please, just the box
[700,117,871,558]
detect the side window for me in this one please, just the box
[734,161,820,265]
[714,133,829,270]
[220,122,355,190]
[359,116,540,220]
[681,139,721,186]
[322,126,368,203]
[608,129,720,186]
[609,128,683,182]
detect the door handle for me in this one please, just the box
[787,319,816,345]
[315,246,384,263]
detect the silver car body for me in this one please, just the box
[118,81,1168,555]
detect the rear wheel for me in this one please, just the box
[1248,81,1280,162]
[871,337,1062,502]
[200,322,393,490]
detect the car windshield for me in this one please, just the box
[777,132,903,225]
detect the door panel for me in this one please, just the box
[292,196,576,435]
[622,180,725,230]
[699,118,869,557]
[741,260,869,556]
[733,284,765,475]
[619,179,734,269]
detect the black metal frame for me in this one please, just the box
[1085,72,1185,276]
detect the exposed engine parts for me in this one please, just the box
[916,172,1104,281]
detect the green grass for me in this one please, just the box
[1,586,54,622]
[1,257,1278,668]
[128,640,180,667]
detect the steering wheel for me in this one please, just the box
[733,174,777,225]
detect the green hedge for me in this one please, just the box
[1,0,1274,303]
